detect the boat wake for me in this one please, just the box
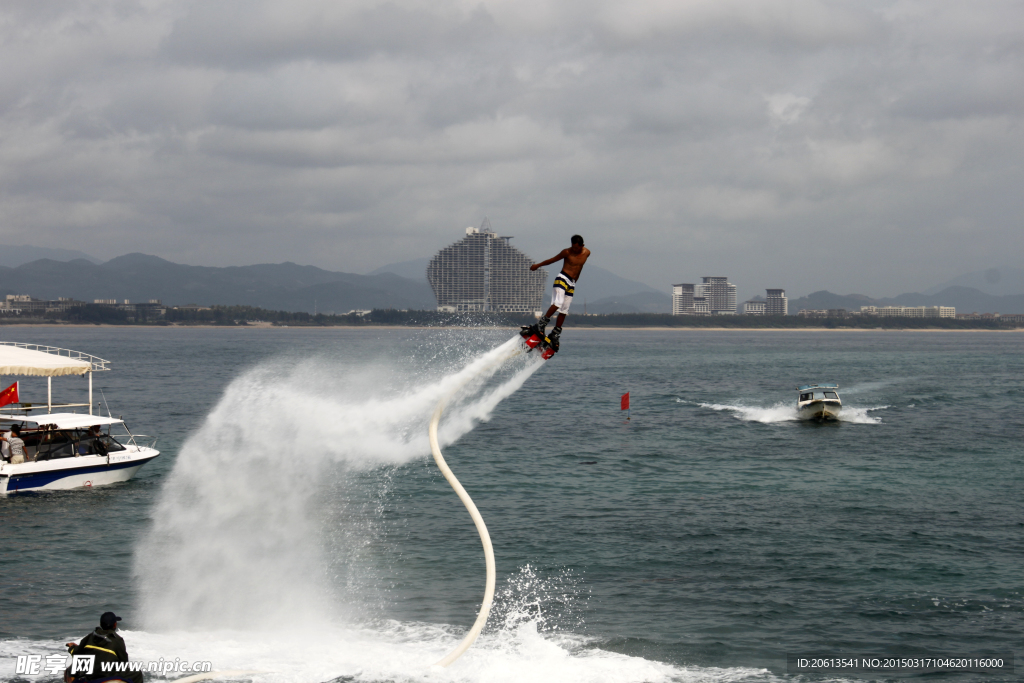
[695,401,889,424]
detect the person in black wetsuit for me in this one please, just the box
[65,612,143,683]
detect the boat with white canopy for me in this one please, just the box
[796,383,842,421]
[0,342,159,494]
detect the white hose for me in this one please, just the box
[430,342,526,667]
[430,398,495,667]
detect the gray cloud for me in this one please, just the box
[1,0,1022,299]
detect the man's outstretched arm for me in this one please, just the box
[530,249,568,271]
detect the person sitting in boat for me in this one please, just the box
[0,425,26,464]
[65,612,143,683]
[88,425,108,456]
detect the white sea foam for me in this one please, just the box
[2,563,777,682]
[3,563,772,681]
[0,619,780,683]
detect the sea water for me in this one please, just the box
[0,327,1021,682]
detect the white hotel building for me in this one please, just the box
[673,277,737,315]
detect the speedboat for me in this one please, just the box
[796,383,842,421]
[0,342,159,494]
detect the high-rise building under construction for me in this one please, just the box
[427,221,547,313]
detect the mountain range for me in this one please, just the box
[0,246,1019,314]
[0,252,668,314]
[0,254,437,313]
[922,265,1024,297]
[789,288,1024,315]
[0,245,101,268]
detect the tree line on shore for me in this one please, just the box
[0,304,1017,329]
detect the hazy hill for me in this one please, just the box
[0,254,436,313]
[0,245,101,267]
[586,291,673,314]
[923,265,1024,297]
[791,287,1024,314]
[2,250,671,314]
[884,287,1024,313]
[368,257,432,282]
[788,291,878,311]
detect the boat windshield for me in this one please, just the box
[23,429,126,461]
[824,391,839,399]
[813,391,825,400]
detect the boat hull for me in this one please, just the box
[797,401,842,421]
[0,447,159,494]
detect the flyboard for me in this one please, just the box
[429,329,557,668]
[518,322,560,359]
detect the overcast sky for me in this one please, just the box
[1,0,1022,298]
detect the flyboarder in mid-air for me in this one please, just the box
[521,235,591,355]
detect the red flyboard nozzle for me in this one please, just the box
[525,334,541,348]
[541,347,555,360]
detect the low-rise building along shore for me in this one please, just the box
[1,295,166,320]
[743,300,766,315]
[1,295,86,315]
[797,309,850,318]
[957,312,1024,323]
[798,305,956,318]
[860,305,955,318]
[742,289,788,316]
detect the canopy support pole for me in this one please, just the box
[89,371,93,416]
[47,377,52,413]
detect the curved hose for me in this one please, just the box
[429,397,495,667]
[429,342,527,666]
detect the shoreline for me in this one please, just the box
[1,323,1020,332]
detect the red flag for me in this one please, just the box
[0,381,18,408]
[620,392,629,411]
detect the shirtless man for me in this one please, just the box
[529,234,591,346]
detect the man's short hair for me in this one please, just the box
[570,235,584,245]
[10,425,19,435]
